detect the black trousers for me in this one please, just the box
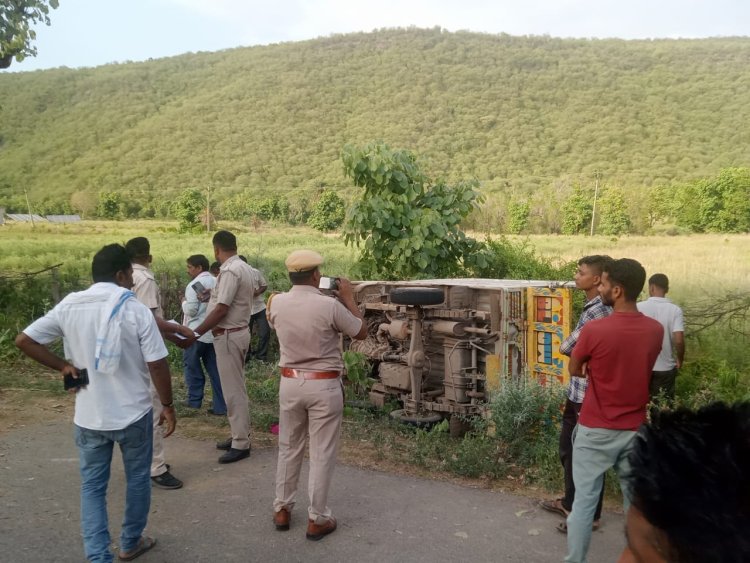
[650,369,677,401]
[559,399,605,519]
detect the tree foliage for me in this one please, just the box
[173,187,205,233]
[307,189,345,232]
[597,187,631,236]
[0,0,58,68]
[96,191,122,219]
[342,142,485,279]
[561,186,593,235]
[506,200,530,235]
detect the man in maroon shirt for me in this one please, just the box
[565,258,663,563]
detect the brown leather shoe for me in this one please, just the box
[306,517,337,541]
[274,508,290,531]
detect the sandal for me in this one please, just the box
[119,536,156,561]
[556,520,601,534]
[539,498,570,518]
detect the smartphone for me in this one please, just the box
[318,276,339,290]
[192,281,206,294]
[64,368,89,390]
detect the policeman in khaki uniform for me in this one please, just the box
[193,230,259,464]
[269,250,367,541]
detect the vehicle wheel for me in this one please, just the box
[390,408,443,428]
[389,287,444,306]
[449,415,472,438]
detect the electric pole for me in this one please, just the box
[590,171,600,236]
[206,185,211,233]
[24,188,35,228]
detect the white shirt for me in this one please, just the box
[637,296,685,371]
[182,271,216,344]
[23,282,168,431]
[250,267,268,316]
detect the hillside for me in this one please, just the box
[1,28,749,212]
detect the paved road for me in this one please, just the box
[0,419,625,562]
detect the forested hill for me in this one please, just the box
[1,28,749,211]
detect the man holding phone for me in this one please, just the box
[268,250,367,541]
[15,244,176,562]
[182,254,226,415]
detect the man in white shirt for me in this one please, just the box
[637,273,685,401]
[182,254,226,415]
[15,243,176,563]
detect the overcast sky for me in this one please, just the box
[7,0,750,72]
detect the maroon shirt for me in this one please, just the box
[573,312,663,431]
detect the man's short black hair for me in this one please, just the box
[649,273,669,291]
[603,258,646,301]
[125,237,150,260]
[212,230,237,251]
[209,262,221,275]
[186,254,210,272]
[578,255,612,276]
[92,244,132,283]
[628,402,750,562]
[289,270,316,285]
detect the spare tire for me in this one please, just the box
[389,287,444,306]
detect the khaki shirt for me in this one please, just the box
[268,285,363,371]
[208,254,258,329]
[131,263,163,318]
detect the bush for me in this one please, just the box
[486,377,566,487]
[307,190,346,231]
[470,237,575,280]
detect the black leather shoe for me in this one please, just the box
[216,437,233,450]
[218,447,251,464]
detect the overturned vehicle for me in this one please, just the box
[348,279,573,436]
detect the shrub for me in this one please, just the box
[307,190,346,231]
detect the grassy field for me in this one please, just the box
[2,221,748,299]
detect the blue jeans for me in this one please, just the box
[75,410,153,563]
[183,340,227,414]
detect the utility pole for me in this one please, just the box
[24,188,35,228]
[206,184,211,233]
[589,171,600,236]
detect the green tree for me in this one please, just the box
[561,186,593,235]
[96,191,122,219]
[173,187,206,232]
[597,187,631,235]
[342,141,486,279]
[0,0,59,68]
[307,189,346,232]
[506,200,530,235]
[697,168,750,233]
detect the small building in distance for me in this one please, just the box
[5,213,48,223]
[46,215,82,223]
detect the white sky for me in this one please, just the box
[7,0,750,72]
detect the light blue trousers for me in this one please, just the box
[565,424,636,563]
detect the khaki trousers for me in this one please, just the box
[213,330,251,450]
[274,375,344,524]
[150,383,167,477]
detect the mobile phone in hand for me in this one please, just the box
[64,368,89,390]
[192,281,206,294]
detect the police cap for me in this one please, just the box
[285,250,324,272]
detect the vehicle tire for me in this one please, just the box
[390,408,443,428]
[389,287,444,306]
[449,415,472,438]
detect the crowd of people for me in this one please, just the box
[13,239,749,562]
